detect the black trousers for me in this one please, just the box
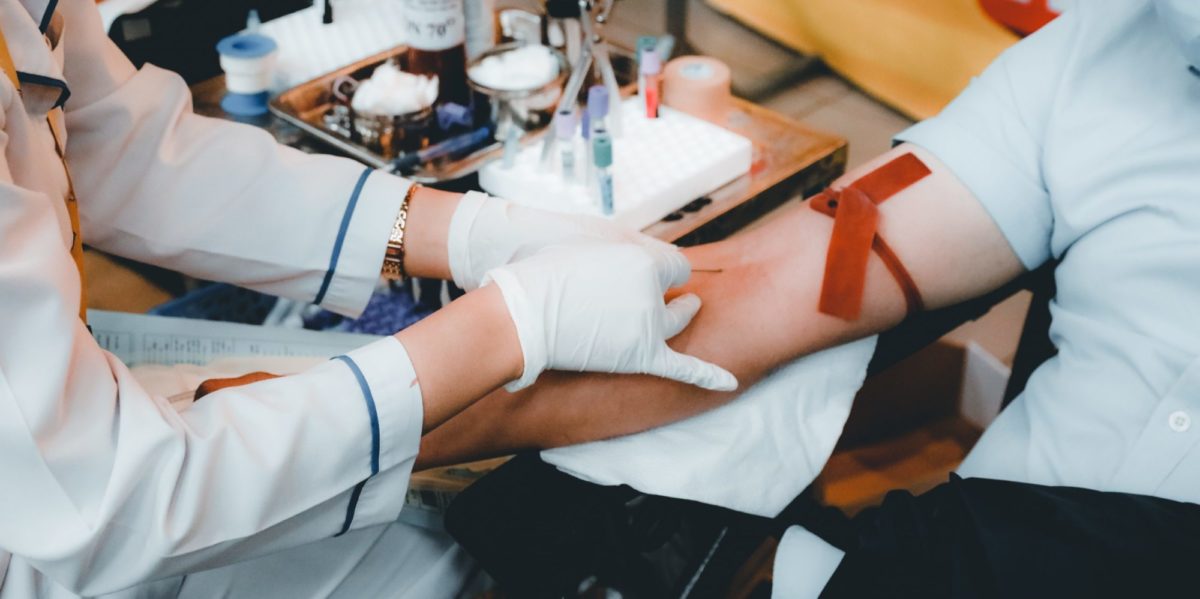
[798,474,1200,598]
[447,455,1200,598]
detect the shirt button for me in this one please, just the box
[1168,411,1191,433]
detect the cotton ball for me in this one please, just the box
[469,45,560,91]
[352,62,439,115]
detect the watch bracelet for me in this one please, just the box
[383,183,420,279]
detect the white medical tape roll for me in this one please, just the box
[217,33,278,94]
[663,55,732,124]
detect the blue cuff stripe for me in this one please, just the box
[39,0,58,32]
[314,168,374,306]
[336,480,367,537]
[331,353,381,537]
[332,355,381,475]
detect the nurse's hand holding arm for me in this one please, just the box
[373,184,686,291]
[445,191,681,291]
[398,242,738,431]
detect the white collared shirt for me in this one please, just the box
[905,0,1200,500]
[776,1,1200,595]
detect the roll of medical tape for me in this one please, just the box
[217,33,278,116]
[662,55,732,124]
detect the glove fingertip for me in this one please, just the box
[660,351,739,392]
[662,293,703,338]
[658,249,692,290]
[707,369,740,392]
[669,292,702,312]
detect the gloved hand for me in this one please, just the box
[448,191,679,291]
[483,242,738,393]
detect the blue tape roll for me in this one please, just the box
[221,91,271,116]
[216,33,277,59]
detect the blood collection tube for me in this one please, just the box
[637,36,657,102]
[556,109,577,183]
[592,129,614,216]
[641,48,662,119]
[585,85,609,182]
[587,84,610,134]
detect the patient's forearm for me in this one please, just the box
[417,199,905,468]
[416,144,1023,469]
[417,242,788,469]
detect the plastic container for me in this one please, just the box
[216,33,278,116]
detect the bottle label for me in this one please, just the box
[404,0,466,51]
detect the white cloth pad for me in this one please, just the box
[542,336,878,517]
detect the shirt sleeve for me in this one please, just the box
[58,0,406,317]
[894,10,1081,271]
[0,111,424,592]
[771,526,846,599]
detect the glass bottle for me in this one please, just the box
[403,0,470,106]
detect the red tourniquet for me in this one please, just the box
[810,153,931,320]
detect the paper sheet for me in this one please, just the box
[88,309,379,367]
[89,310,473,532]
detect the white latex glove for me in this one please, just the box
[483,243,739,393]
[448,191,679,291]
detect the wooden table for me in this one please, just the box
[191,75,846,246]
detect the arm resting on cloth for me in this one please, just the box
[417,143,1024,469]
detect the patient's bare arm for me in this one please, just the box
[415,144,1023,469]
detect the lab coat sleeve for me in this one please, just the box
[895,10,1082,271]
[0,124,424,593]
[59,0,408,317]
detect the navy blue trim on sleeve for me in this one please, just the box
[333,355,381,474]
[38,0,58,33]
[330,353,382,536]
[16,72,70,108]
[314,168,374,306]
[336,480,367,537]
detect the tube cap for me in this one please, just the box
[638,36,658,62]
[587,85,609,120]
[592,132,612,168]
[641,49,661,75]
[556,110,577,140]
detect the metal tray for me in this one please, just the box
[268,45,639,184]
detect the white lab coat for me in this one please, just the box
[0,0,468,596]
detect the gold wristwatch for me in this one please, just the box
[382,184,420,280]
